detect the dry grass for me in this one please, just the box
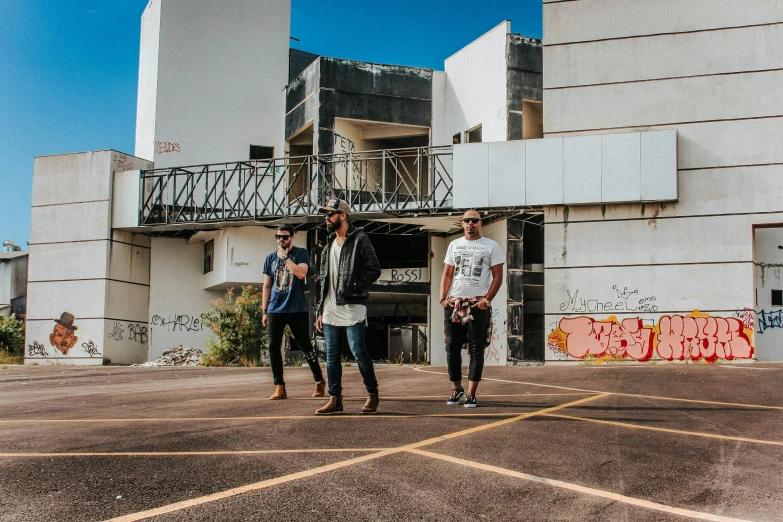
[0,350,23,365]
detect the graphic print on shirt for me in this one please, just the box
[454,247,485,284]
[274,258,294,294]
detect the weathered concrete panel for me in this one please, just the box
[545,23,783,89]
[545,214,753,268]
[289,48,318,83]
[319,58,433,101]
[27,242,109,282]
[545,70,783,133]
[545,262,753,316]
[105,280,150,324]
[26,280,107,321]
[107,240,151,286]
[321,90,432,128]
[33,151,112,207]
[543,0,783,46]
[30,201,111,243]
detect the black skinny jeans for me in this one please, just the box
[444,305,491,383]
[266,312,323,386]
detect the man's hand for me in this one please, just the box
[262,313,267,327]
[315,315,324,333]
[472,297,490,311]
[276,245,290,259]
[441,298,451,309]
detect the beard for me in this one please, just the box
[326,220,339,233]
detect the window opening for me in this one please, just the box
[204,240,214,274]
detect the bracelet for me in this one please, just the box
[481,298,491,307]
[440,298,448,304]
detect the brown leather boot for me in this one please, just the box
[312,380,326,397]
[360,393,379,414]
[315,396,343,415]
[269,384,287,400]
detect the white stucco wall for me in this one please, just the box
[149,237,223,358]
[0,255,28,313]
[135,0,290,167]
[444,21,511,144]
[541,0,776,362]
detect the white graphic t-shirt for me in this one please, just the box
[444,236,505,298]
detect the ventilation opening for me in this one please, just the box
[250,145,274,160]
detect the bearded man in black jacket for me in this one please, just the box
[314,198,382,415]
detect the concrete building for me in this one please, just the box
[23,0,782,366]
[0,242,28,318]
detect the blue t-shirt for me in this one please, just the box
[263,246,310,314]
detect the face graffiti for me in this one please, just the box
[49,312,78,355]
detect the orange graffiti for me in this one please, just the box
[559,317,654,361]
[552,312,753,362]
[657,315,752,361]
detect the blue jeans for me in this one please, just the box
[323,322,378,397]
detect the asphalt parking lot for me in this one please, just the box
[1,362,783,521]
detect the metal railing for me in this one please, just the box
[139,146,453,225]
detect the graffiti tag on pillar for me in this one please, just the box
[128,324,149,343]
[151,314,207,332]
[155,141,181,154]
[109,321,125,341]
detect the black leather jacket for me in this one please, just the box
[316,225,381,313]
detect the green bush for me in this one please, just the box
[202,287,267,366]
[0,314,24,357]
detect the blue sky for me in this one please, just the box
[0,0,542,248]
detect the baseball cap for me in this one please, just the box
[319,197,351,214]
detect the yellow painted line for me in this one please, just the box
[102,448,400,522]
[406,448,753,522]
[102,394,606,522]
[412,367,783,411]
[0,412,555,424]
[406,394,610,449]
[543,413,783,447]
[202,392,591,401]
[0,448,391,458]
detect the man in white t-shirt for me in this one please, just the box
[438,209,505,407]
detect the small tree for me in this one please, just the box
[203,287,267,366]
[0,314,24,356]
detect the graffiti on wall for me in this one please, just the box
[485,307,504,365]
[547,311,754,362]
[757,309,783,334]
[151,314,207,332]
[50,312,79,355]
[128,324,148,343]
[27,341,47,358]
[155,141,181,154]
[82,341,101,358]
[559,286,658,314]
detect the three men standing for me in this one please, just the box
[314,198,382,415]
[262,224,326,400]
[439,210,505,407]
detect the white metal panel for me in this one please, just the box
[452,143,489,208]
[601,133,640,203]
[488,141,525,207]
[525,137,564,205]
[641,130,678,201]
[563,135,601,205]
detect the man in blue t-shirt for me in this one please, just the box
[262,224,325,399]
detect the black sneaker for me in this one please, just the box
[464,395,477,408]
[446,388,465,405]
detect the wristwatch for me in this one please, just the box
[481,298,491,307]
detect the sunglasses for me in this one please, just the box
[275,234,292,240]
[324,211,343,218]
[462,218,481,224]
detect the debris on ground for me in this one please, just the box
[134,346,203,367]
